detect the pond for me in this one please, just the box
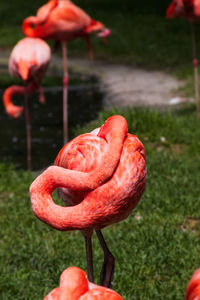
[0,78,103,170]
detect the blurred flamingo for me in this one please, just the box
[23,0,110,144]
[44,266,123,300]
[166,0,200,115]
[3,37,51,170]
[185,268,200,299]
[30,115,146,287]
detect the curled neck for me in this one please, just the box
[30,115,146,232]
[3,86,25,118]
[55,115,128,189]
[3,84,37,118]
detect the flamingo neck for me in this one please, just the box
[23,0,59,38]
[3,84,37,118]
[3,86,25,118]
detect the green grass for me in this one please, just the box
[0,107,200,299]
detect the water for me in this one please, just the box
[0,82,103,170]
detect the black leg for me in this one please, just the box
[96,229,115,288]
[84,235,94,283]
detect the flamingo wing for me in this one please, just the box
[45,1,92,36]
[37,0,59,22]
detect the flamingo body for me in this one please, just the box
[30,115,146,232]
[23,0,110,42]
[185,268,200,300]
[9,37,51,86]
[44,266,123,300]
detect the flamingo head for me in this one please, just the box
[85,19,111,41]
[6,105,24,119]
[59,267,89,299]
[18,57,37,81]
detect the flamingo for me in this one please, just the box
[166,0,200,115]
[23,0,110,144]
[30,115,146,287]
[44,266,123,300]
[3,37,51,170]
[185,268,200,299]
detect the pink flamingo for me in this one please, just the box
[3,37,51,170]
[44,266,123,300]
[166,0,200,115]
[23,0,110,144]
[185,268,200,299]
[30,115,146,287]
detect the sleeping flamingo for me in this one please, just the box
[30,115,146,287]
[3,37,51,170]
[166,0,200,115]
[185,268,200,299]
[23,0,110,144]
[44,266,123,300]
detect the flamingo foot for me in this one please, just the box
[96,230,115,288]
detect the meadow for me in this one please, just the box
[0,0,200,299]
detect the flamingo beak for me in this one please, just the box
[98,28,111,38]
[98,28,111,44]
[18,59,29,81]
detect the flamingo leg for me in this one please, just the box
[85,36,94,61]
[84,235,94,283]
[96,229,115,288]
[191,21,200,116]
[24,88,31,171]
[62,41,69,145]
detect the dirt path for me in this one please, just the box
[0,49,187,110]
[50,56,188,110]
